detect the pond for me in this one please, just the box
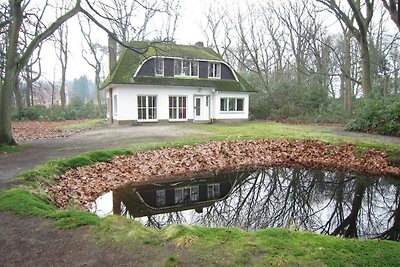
[90,167,400,241]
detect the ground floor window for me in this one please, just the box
[156,189,166,207]
[169,96,187,119]
[207,183,220,199]
[175,186,199,204]
[138,96,157,120]
[220,98,244,112]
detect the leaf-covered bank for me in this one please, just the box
[48,139,400,209]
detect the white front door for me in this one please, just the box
[194,95,210,121]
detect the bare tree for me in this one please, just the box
[55,1,70,109]
[317,0,375,98]
[79,16,107,115]
[0,0,181,145]
[382,0,400,30]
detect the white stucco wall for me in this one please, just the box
[110,84,249,122]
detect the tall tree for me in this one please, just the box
[317,0,375,98]
[79,17,106,115]
[55,0,70,109]
[382,0,400,30]
[0,0,180,145]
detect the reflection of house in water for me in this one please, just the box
[112,171,253,217]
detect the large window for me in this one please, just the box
[174,59,199,77]
[220,98,244,112]
[208,62,221,78]
[154,57,164,76]
[138,96,157,120]
[175,186,199,204]
[156,189,166,207]
[169,96,187,120]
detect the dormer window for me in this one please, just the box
[154,57,164,76]
[174,59,199,77]
[208,62,221,78]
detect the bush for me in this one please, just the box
[12,97,102,121]
[346,97,400,136]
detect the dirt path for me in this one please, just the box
[0,124,204,191]
[0,124,203,266]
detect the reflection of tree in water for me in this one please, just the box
[376,188,400,241]
[112,167,400,241]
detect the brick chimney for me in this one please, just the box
[108,35,117,73]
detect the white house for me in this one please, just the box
[102,40,255,125]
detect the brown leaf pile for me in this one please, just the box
[47,139,400,210]
[12,120,93,142]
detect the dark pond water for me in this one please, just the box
[90,167,400,241]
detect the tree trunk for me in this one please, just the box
[343,32,352,114]
[0,0,22,145]
[95,67,102,116]
[13,82,23,112]
[360,37,372,98]
[60,71,66,108]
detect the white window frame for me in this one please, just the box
[137,95,158,121]
[154,57,164,76]
[174,186,199,204]
[156,189,166,207]
[174,59,199,77]
[220,98,244,112]
[113,95,118,115]
[207,183,220,199]
[208,62,221,78]
[169,96,188,121]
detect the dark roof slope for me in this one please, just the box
[102,40,255,92]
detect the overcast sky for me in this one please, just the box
[41,0,209,83]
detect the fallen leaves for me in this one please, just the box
[47,139,400,210]
[12,120,94,142]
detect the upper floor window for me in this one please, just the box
[154,58,164,76]
[208,62,221,78]
[174,59,199,77]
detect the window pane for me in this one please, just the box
[216,63,221,78]
[154,58,163,76]
[182,61,190,76]
[175,189,183,204]
[229,98,236,111]
[191,186,199,201]
[191,61,199,76]
[220,98,227,111]
[208,63,213,77]
[174,60,181,75]
[237,99,244,111]
[156,190,166,207]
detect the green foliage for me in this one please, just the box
[0,188,100,229]
[12,99,103,121]
[249,77,330,121]
[346,97,400,136]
